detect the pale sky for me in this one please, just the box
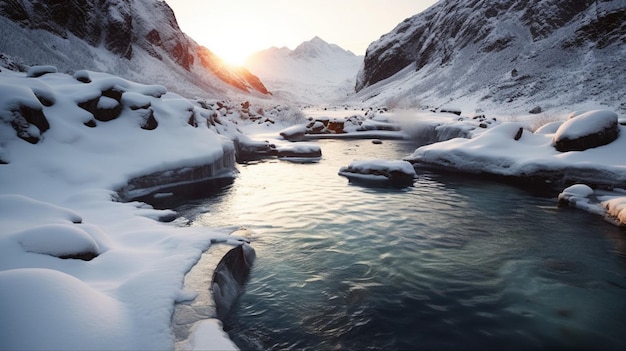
[164,0,439,64]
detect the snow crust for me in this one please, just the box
[0,67,245,350]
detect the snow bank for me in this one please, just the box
[0,67,245,349]
[558,185,626,226]
[407,110,626,190]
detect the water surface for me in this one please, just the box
[175,139,626,350]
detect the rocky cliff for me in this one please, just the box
[0,0,270,98]
[355,0,626,113]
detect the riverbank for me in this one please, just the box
[0,68,247,350]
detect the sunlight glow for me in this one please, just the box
[166,0,438,63]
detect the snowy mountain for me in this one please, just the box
[244,36,363,104]
[0,0,270,98]
[354,0,626,114]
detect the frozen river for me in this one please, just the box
[174,138,626,350]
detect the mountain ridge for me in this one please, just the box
[354,0,626,114]
[0,0,270,99]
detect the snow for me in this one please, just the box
[178,319,238,351]
[26,65,58,78]
[553,109,618,140]
[244,37,363,104]
[405,109,626,224]
[341,159,416,175]
[558,185,626,226]
[0,268,132,350]
[602,195,626,225]
[11,224,100,258]
[0,67,246,350]
[338,159,417,186]
[407,111,626,188]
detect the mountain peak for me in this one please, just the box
[291,36,354,59]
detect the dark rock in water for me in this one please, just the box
[553,110,619,152]
[338,160,417,188]
[276,145,322,159]
[212,244,256,319]
[234,136,277,162]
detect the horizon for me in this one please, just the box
[165,0,439,65]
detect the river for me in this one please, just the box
[174,138,626,350]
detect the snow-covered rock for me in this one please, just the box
[354,0,626,114]
[407,110,626,190]
[338,159,417,187]
[553,110,619,152]
[558,184,626,226]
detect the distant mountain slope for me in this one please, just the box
[244,37,362,104]
[354,0,626,114]
[0,0,270,99]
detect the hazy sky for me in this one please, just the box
[165,0,439,64]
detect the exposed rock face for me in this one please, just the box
[355,0,626,113]
[0,0,270,97]
[1,0,133,59]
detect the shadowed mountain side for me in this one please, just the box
[0,0,270,98]
[355,0,626,113]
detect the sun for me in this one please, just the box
[214,45,252,67]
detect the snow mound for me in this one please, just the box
[12,224,100,260]
[0,194,82,230]
[0,268,132,350]
[407,110,626,190]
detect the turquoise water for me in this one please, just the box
[175,139,626,350]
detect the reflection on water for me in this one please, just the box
[174,139,626,350]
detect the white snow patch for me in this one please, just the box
[553,110,618,141]
[0,68,242,350]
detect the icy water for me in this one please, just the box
[174,139,626,350]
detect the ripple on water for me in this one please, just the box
[173,139,626,351]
